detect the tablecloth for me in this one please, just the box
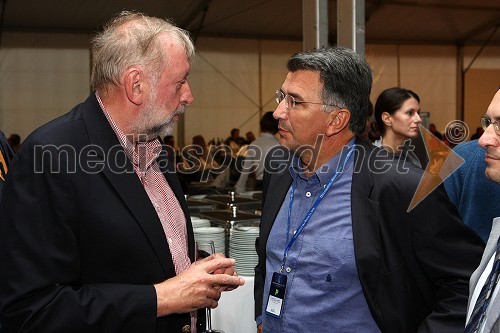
[211,275,255,333]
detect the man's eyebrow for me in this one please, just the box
[486,113,500,122]
[287,91,305,100]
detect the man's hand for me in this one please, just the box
[154,255,245,316]
[211,252,240,292]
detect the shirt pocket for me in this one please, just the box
[306,236,356,291]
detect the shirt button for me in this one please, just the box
[305,191,311,197]
[285,267,292,273]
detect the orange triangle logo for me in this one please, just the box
[408,125,465,211]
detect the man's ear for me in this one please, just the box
[326,109,351,136]
[124,68,143,106]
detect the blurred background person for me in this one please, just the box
[163,135,181,166]
[245,131,256,144]
[470,126,485,140]
[235,111,278,193]
[179,134,221,185]
[373,87,423,168]
[182,135,209,167]
[224,128,246,154]
[429,123,443,140]
[7,133,21,153]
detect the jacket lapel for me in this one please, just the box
[260,146,293,252]
[81,94,173,277]
[261,171,293,243]
[474,219,500,331]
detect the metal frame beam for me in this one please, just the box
[337,0,365,56]
[302,0,329,51]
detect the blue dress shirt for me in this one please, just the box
[261,140,380,332]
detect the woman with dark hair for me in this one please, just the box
[373,87,423,168]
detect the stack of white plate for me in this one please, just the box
[190,217,211,229]
[229,226,259,276]
[194,227,225,254]
[238,191,262,198]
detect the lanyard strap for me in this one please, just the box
[280,147,355,273]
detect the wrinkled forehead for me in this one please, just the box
[283,70,323,96]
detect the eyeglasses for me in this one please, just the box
[275,90,336,110]
[480,116,500,136]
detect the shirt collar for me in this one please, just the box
[289,137,356,185]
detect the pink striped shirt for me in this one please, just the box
[96,92,196,331]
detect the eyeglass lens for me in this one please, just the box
[481,117,489,130]
[481,116,500,135]
[275,90,293,109]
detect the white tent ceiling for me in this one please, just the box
[1,0,499,46]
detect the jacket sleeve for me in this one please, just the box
[410,184,485,333]
[0,138,157,333]
[254,168,270,322]
[361,144,485,333]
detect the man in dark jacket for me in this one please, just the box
[0,11,243,333]
[254,46,484,333]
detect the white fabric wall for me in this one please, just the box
[0,31,498,146]
[0,33,91,140]
[186,38,301,146]
[367,44,458,134]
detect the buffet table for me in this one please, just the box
[211,275,255,333]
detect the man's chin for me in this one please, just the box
[485,166,500,184]
[279,140,299,154]
[135,127,172,142]
[279,138,291,150]
[158,124,175,140]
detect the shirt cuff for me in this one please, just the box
[256,314,263,327]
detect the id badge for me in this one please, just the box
[265,272,287,318]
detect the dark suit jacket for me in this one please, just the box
[467,217,500,333]
[254,138,485,333]
[0,94,202,332]
[0,130,14,203]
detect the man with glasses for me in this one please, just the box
[253,46,484,333]
[465,89,500,333]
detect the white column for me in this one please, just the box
[302,0,329,51]
[337,0,365,56]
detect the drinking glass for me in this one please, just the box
[196,240,225,333]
